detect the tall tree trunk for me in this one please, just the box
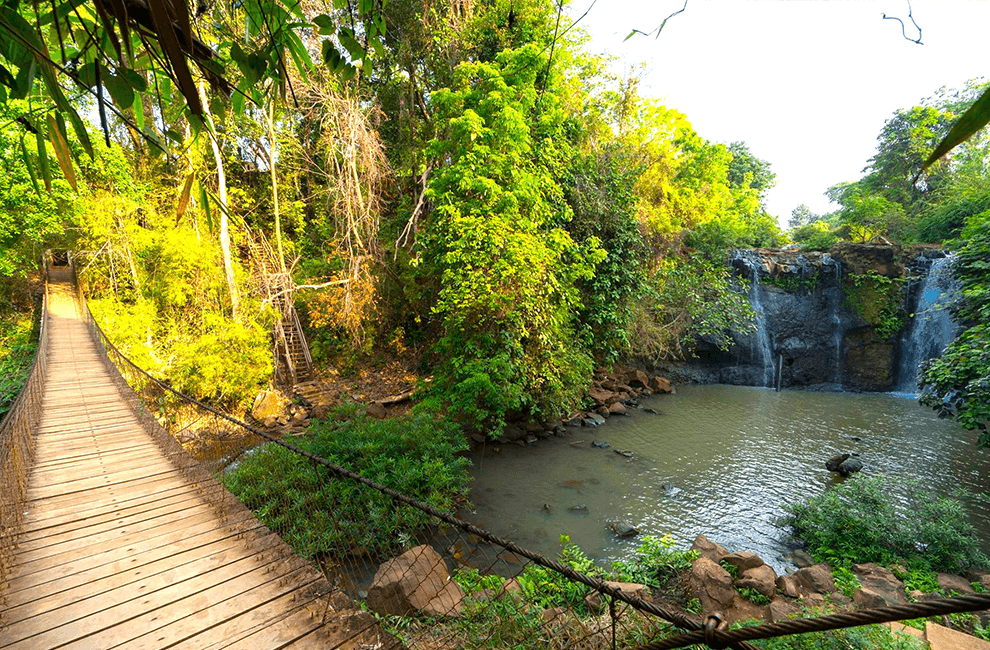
[199,83,240,319]
[267,100,287,274]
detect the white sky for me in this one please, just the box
[579,0,990,226]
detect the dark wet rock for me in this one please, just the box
[542,503,553,514]
[825,453,850,472]
[611,523,640,538]
[850,436,862,442]
[643,407,659,415]
[524,434,538,445]
[614,449,634,458]
[837,457,863,476]
[566,415,584,427]
[584,414,606,426]
[659,482,680,497]
[469,433,486,444]
[568,504,589,513]
[592,440,610,448]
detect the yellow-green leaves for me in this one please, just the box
[47,113,76,191]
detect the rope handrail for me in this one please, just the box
[69,259,990,650]
[0,257,50,602]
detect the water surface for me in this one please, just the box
[464,385,990,574]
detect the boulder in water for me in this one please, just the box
[837,457,863,476]
[825,453,850,472]
[611,523,640,538]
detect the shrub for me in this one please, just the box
[612,534,699,589]
[222,405,469,558]
[0,313,35,420]
[781,475,989,574]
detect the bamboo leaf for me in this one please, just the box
[47,113,78,191]
[19,136,41,196]
[35,122,52,193]
[132,90,145,131]
[925,85,990,168]
[176,172,195,220]
[197,180,214,233]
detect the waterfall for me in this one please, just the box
[828,259,843,385]
[749,270,775,388]
[897,255,959,393]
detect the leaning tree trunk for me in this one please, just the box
[198,82,240,319]
[267,99,287,274]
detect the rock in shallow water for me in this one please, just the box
[611,523,640,537]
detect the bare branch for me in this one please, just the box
[883,0,923,45]
[625,0,688,40]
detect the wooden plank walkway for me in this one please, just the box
[0,277,392,649]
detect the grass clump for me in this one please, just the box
[781,475,989,575]
[222,404,469,558]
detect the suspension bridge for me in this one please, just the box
[0,267,387,649]
[3,263,990,650]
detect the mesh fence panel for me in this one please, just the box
[0,265,48,610]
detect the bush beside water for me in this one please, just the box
[222,404,470,559]
[781,474,989,575]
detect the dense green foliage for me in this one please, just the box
[413,45,602,431]
[781,475,989,575]
[223,404,470,558]
[738,618,925,650]
[0,300,35,421]
[921,210,990,440]
[611,534,699,587]
[842,271,908,340]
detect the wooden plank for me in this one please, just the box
[20,474,207,528]
[15,492,208,553]
[218,603,381,650]
[26,465,185,501]
[5,510,261,597]
[16,489,202,545]
[165,586,323,650]
[3,554,305,649]
[3,529,286,638]
[99,568,323,650]
[27,456,176,487]
[7,506,253,582]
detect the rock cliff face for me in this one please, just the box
[666,243,956,392]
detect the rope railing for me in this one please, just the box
[0,258,48,603]
[68,258,990,650]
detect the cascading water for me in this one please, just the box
[748,269,775,388]
[827,259,843,385]
[897,255,959,393]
